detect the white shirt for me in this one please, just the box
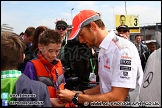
[98,31,143,101]
[139,48,161,106]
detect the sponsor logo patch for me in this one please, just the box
[123,72,128,76]
[120,59,131,65]
[121,53,132,59]
[120,76,130,79]
[120,66,131,71]
[120,72,130,79]
[104,65,110,69]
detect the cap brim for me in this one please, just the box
[68,27,81,40]
[117,26,129,32]
[118,26,126,30]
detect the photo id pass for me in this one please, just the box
[89,73,96,82]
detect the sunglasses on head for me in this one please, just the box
[118,30,127,33]
[57,26,66,31]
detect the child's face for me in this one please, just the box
[39,43,61,62]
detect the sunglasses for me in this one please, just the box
[57,26,66,31]
[118,30,127,33]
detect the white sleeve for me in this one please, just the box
[111,47,139,89]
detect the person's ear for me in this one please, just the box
[23,33,27,38]
[22,53,25,63]
[90,22,97,32]
[38,43,43,51]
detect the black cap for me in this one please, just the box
[117,25,130,32]
[56,20,68,27]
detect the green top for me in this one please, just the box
[1,70,21,102]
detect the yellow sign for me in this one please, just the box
[115,14,140,33]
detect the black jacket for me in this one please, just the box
[141,50,153,71]
[63,40,99,90]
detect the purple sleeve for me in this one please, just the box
[23,62,37,80]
